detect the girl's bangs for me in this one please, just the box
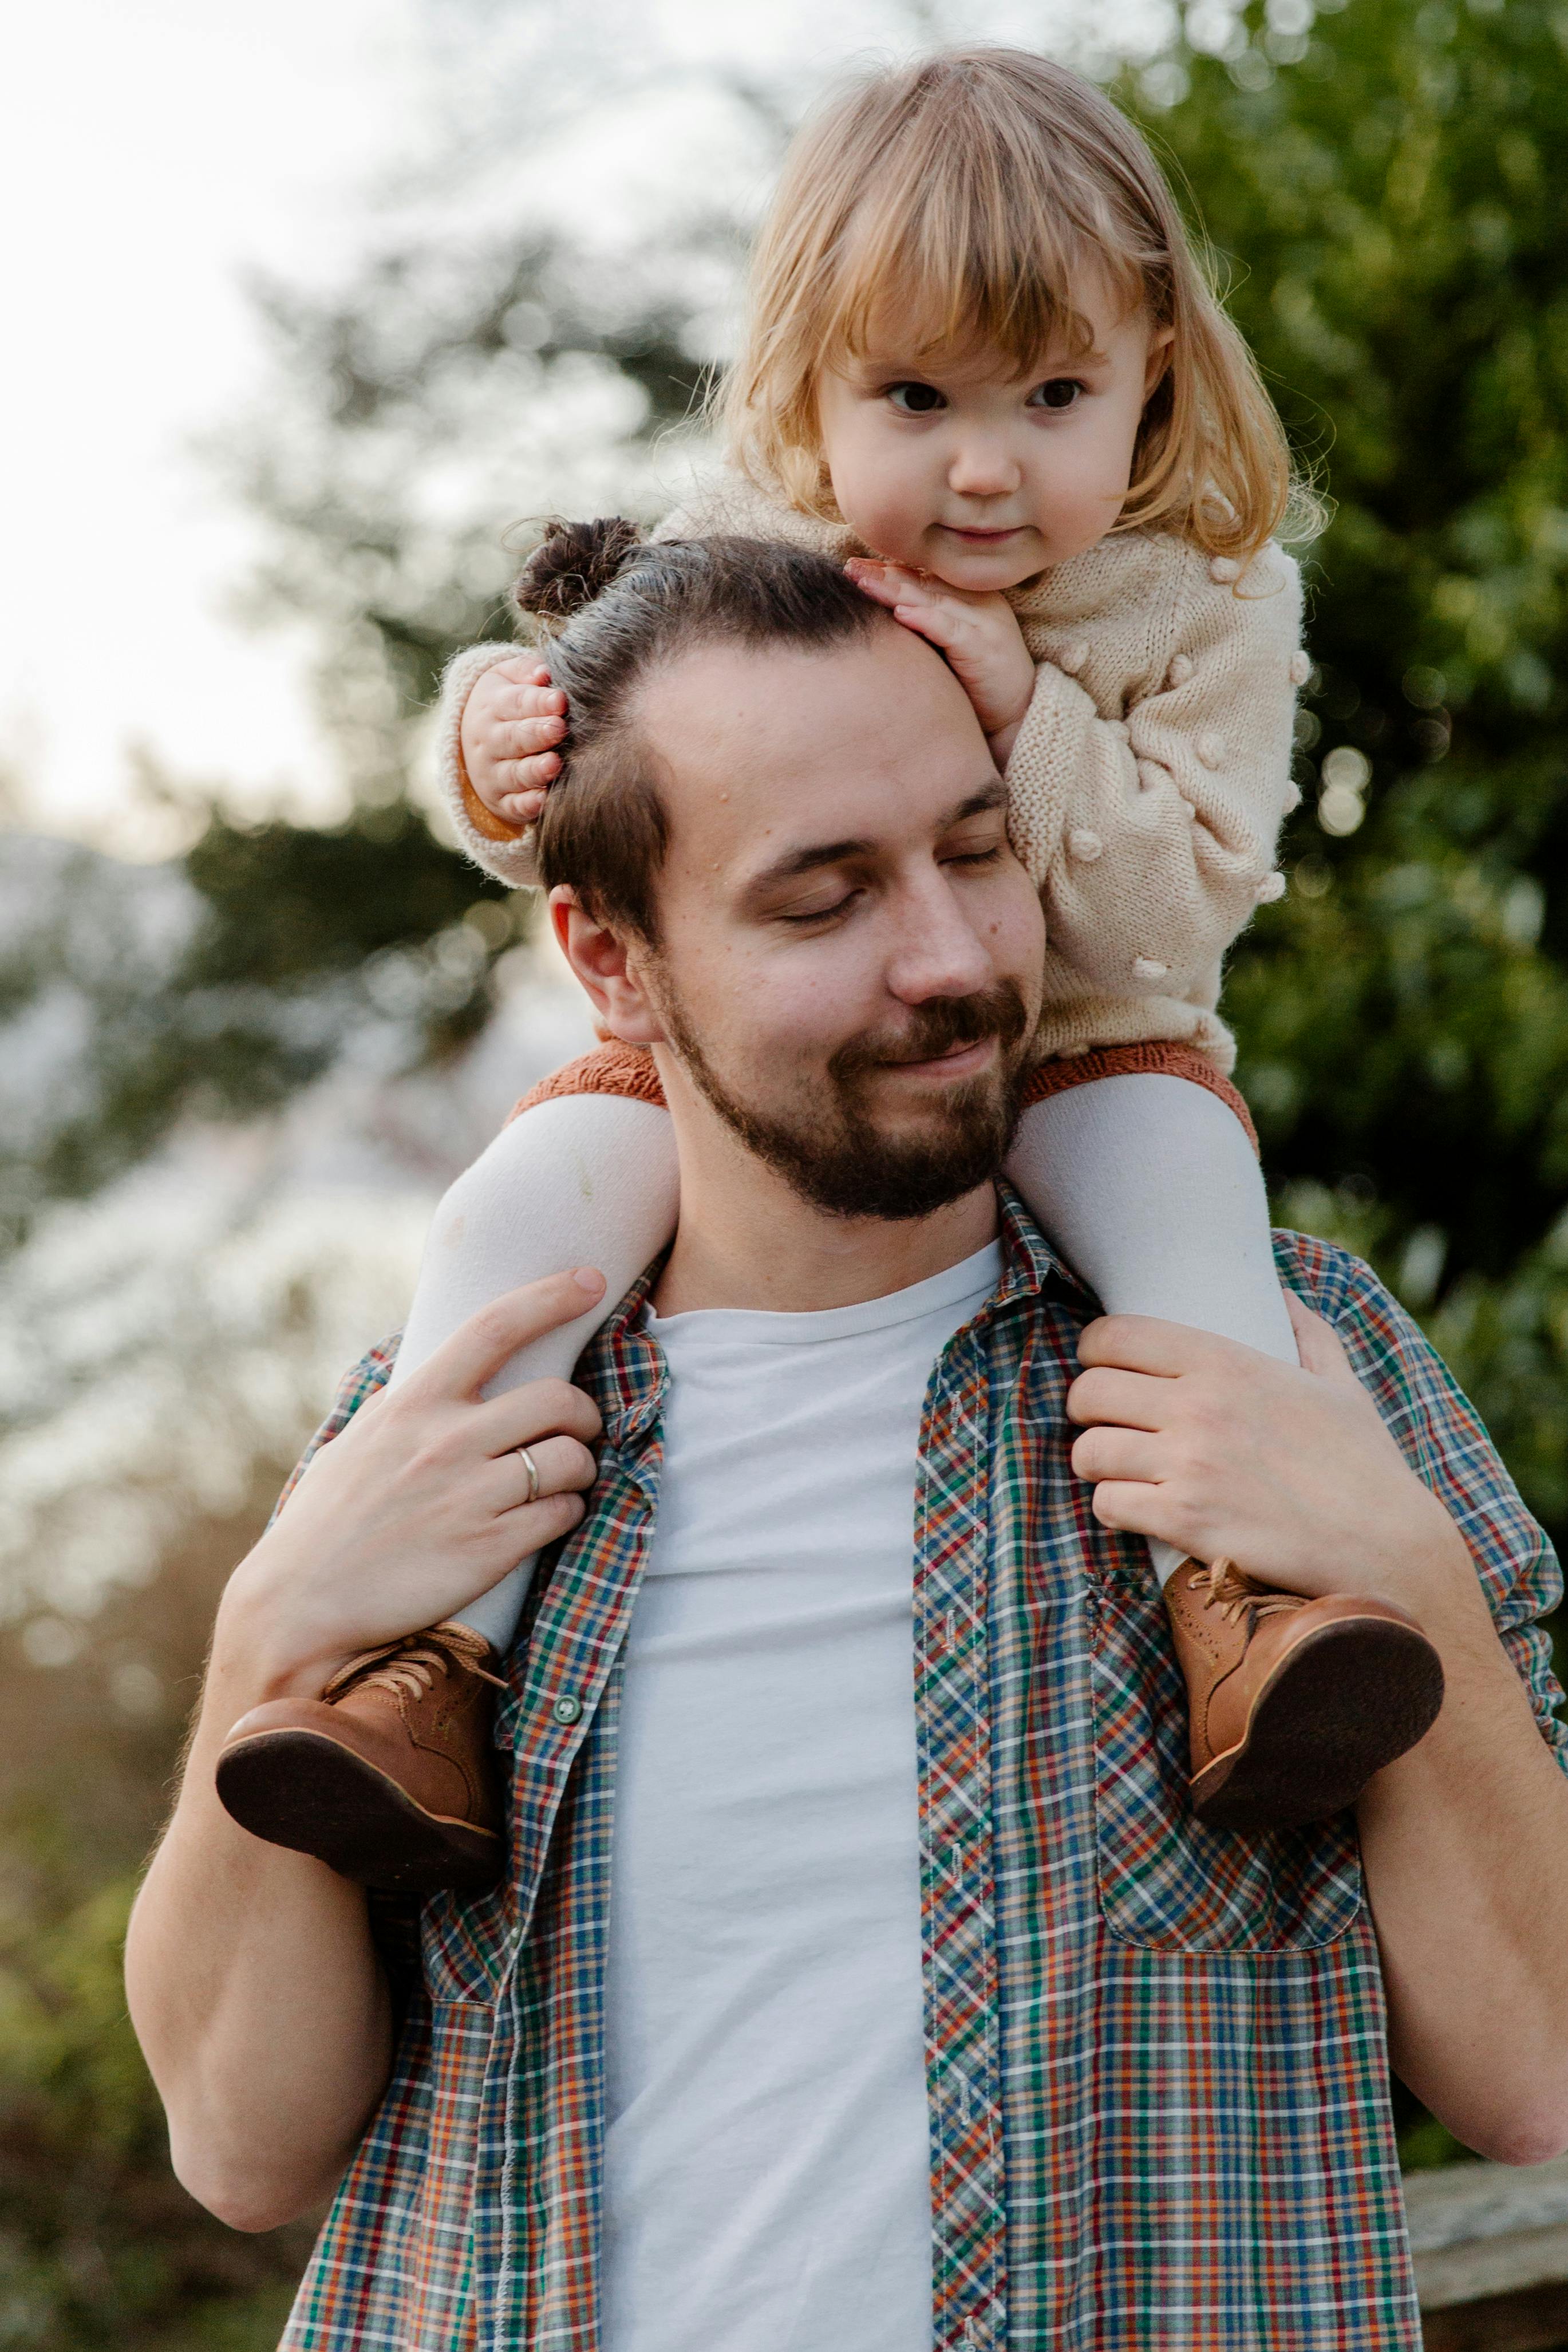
[824,174,1147,374]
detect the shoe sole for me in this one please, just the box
[216,1728,503,1894]
[1190,1616,1445,1833]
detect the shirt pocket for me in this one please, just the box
[420,1881,515,2007]
[1090,1573,1364,1955]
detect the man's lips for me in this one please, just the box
[876,1035,998,1080]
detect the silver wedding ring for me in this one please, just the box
[515,1444,541,1505]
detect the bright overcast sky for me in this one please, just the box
[0,0,419,853]
[1,0,1160,860]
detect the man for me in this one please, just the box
[128,535,1568,2352]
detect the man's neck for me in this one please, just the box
[649,1075,1001,1319]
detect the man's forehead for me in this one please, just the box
[633,626,997,872]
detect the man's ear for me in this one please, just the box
[549,886,667,1045]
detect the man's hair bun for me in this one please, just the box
[514,517,643,624]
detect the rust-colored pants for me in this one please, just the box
[511,1037,1257,1152]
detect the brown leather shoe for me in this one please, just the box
[215,1622,507,1893]
[1164,1558,1445,1832]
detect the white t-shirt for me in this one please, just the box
[601,1240,1004,2352]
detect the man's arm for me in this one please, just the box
[125,1270,605,2228]
[1066,1294,1568,2165]
[126,1625,396,2229]
[1354,1548,1568,2162]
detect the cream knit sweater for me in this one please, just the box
[435,471,1306,1074]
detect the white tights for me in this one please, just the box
[388,1070,1297,1649]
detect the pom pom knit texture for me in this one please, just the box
[436,472,1305,1076]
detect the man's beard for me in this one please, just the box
[655,976,1036,1222]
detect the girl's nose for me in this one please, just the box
[947,437,1022,498]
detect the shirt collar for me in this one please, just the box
[577,1183,1086,1450]
[988,1180,1085,1318]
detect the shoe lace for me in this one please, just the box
[322,1620,507,1708]
[1195,1557,1304,1628]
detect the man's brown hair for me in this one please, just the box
[519,520,876,940]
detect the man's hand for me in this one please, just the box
[223,1268,606,1704]
[460,658,568,828]
[844,560,1036,764]
[125,1266,609,2228]
[1071,1294,1568,2160]
[1065,1295,1473,1613]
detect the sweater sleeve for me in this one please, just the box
[434,641,543,889]
[1006,541,1304,1009]
[433,474,831,890]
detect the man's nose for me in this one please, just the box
[883,877,994,1003]
[947,435,1022,499]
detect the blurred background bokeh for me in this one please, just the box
[5,0,1568,2337]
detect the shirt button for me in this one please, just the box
[551,1694,582,1724]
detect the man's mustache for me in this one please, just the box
[830,981,1032,1080]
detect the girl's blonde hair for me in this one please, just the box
[722,48,1315,561]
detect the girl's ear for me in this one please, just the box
[550,886,667,1046]
[1143,322,1176,401]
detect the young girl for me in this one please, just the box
[218,48,1443,1892]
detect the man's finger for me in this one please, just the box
[473,1378,603,1456]
[1076,1313,1221,1377]
[480,1430,599,1509]
[1284,1292,1362,1388]
[1085,1478,1174,1540]
[412,1270,607,1400]
[1064,1363,1175,1432]
[1069,1426,1165,1485]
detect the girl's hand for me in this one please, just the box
[460,658,568,828]
[845,559,1036,766]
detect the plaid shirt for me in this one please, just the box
[278,1195,1566,2351]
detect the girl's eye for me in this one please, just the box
[1028,378,1084,411]
[885,381,946,416]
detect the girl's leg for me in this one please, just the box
[1006,1065,1443,1833]
[215,1059,680,1895]
[1005,1070,1297,1584]
[392,1080,679,1649]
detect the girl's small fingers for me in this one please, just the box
[891,601,959,649]
[499,788,548,823]
[500,715,566,756]
[496,751,561,794]
[846,568,904,610]
[500,685,566,721]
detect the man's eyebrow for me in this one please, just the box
[742,780,1007,900]
[743,835,874,898]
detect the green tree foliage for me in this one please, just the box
[0,1512,319,2347]
[0,808,515,1255]
[1129,0,1568,1549]
[228,222,730,805]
